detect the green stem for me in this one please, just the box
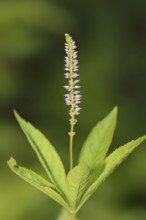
[69,122,74,170]
[71,210,76,220]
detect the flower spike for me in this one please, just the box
[64,33,81,170]
[64,34,81,124]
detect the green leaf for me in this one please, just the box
[7,157,70,210]
[87,161,105,187]
[14,111,69,203]
[67,163,90,209]
[76,161,105,212]
[79,107,117,168]
[80,135,146,206]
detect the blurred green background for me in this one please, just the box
[0,0,146,219]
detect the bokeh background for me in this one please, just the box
[0,0,146,220]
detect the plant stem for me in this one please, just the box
[69,121,74,170]
[71,210,76,220]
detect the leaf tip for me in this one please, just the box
[112,106,118,115]
[108,106,118,123]
[13,110,27,129]
[139,134,146,143]
[13,109,21,121]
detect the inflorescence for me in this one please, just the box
[64,34,81,127]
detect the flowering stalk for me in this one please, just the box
[64,34,81,170]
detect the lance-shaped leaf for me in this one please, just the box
[67,163,90,209]
[7,157,70,210]
[80,135,146,207]
[79,107,117,168]
[14,111,68,202]
[76,161,105,212]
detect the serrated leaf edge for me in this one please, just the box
[7,157,71,210]
[79,135,146,208]
[13,110,70,205]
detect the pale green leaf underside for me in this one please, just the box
[14,111,68,201]
[7,157,70,209]
[79,107,117,168]
[81,135,146,206]
[67,163,90,209]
